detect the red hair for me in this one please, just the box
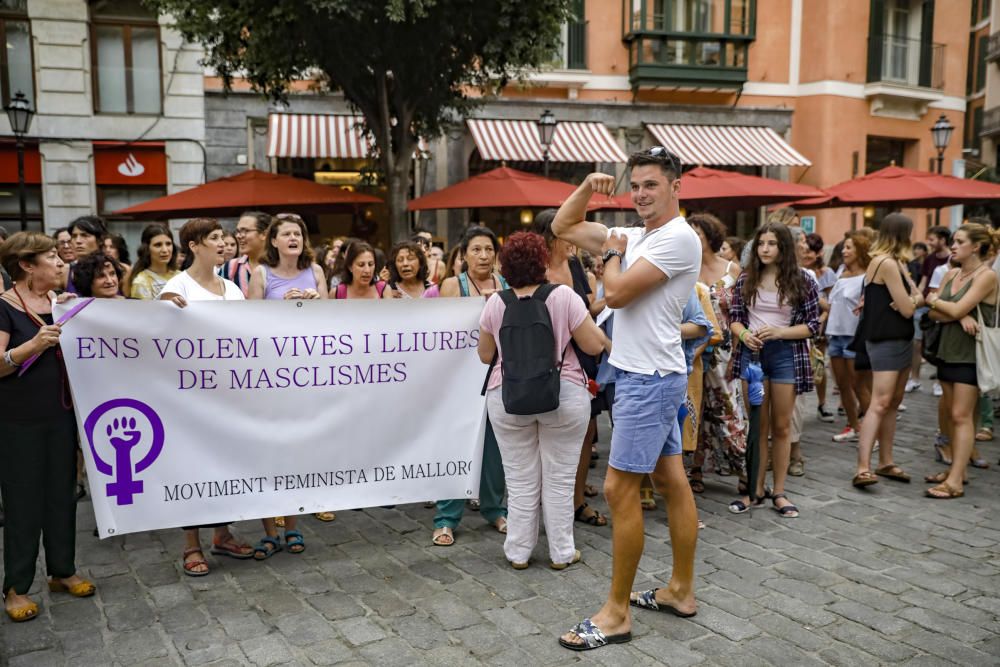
[499,231,549,288]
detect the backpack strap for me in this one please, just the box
[457,272,471,297]
[335,283,347,299]
[376,280,387,297]
[498,288,517,307]
[532,282,558,303]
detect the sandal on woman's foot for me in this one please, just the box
[253,536,282,560]
[48,577,96,597]
[3,591,38,623]
[314,511,336,522]
[583,484,599,498]
[574,503,607,526]
[852,471,878,488]
[493,517,508,534]
[975,427,993,442]
[210,536,254,560]
[934,444,953,465]
[926,482,964,499]
[284,530,305,554]
[550,549,582,571]
[182,548,209,577]
[969,457,990,469]
[559,618,632,651]
[640,488,656,511]
[432,526,454,547]
[924,471,968,484]
[771,493,799,518]
[875,465,910,483]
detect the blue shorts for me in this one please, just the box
[913,306,930,341]
[608,369,686,474]
[828,334,856,359]
[741,339,796,384]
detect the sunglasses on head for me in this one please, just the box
[645,146,682,173]
[275,213,304,222]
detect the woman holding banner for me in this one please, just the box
[428,226,509,546]
[161,218,254,575]
[249,213,333,546]
[479,231,609,569]
[0,232,96,623]
[333,241,390,299]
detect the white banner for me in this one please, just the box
[56,298,488,538]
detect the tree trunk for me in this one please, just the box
[385,166,410,243]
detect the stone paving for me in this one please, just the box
[2,377,999,666]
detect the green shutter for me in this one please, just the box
[918,0,935,87]
[867,0,886,83]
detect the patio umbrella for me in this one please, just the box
[407,167,580,210]
[791,165,1000,209]
[590,166,827,211]
[113,169,382,219]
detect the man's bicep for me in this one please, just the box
[558,220,608,255]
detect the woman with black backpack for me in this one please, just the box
[478,232,610,570]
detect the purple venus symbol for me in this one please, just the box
[83,399,165,506]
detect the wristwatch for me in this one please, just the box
[603,249,623,264]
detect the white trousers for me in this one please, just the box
[486,380,590,565]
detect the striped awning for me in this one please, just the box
[467,119,627,163]
[267,114,370,159]
[645,124,811,167]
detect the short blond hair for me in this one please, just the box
[0,231,56,281]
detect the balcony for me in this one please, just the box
[987,31,1000,64]
[865,34,945,120]
[983,106,1000,138]
[623,0,756,91]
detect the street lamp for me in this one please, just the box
[4,91,34,231]
[930,114,954,225]
[537,109,557,178]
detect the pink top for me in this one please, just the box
[480,284,589,391]
[748,289,793,332]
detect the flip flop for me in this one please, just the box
[925,482,964,499]
[629,588,697,617]
[558,618,632,651]
[875,465,910,483]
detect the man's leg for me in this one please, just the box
[559,466,644,647]
[645,453,697,614]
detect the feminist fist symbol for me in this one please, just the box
[84,399,165,506]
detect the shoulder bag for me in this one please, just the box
[976,281,1000,396]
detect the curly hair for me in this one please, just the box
[73,252,123,297]
[499,231,549,288]
[741,222,808,310]
[687,213,726,253]
[388,241,428,283]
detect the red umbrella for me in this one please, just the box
[114,169,382,219]
[407,167,580,210]
[591,166,827,211]
[792,165,1000,209]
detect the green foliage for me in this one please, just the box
[148,0,571,158]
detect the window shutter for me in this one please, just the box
[918,0,935,87]
[867,0,886,83]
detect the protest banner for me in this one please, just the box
[56,297,488,537]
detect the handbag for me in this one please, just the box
[975,282,1000,395]
[919,311,944,366]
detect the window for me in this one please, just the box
[866,136,908,173]
[0,0,33,109]
[90,0,162,114]
[976,34,988,92]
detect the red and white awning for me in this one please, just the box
[267,114,370,159]
[468,119,627,163]
[645,124,811,167]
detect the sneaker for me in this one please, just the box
[817,405,835,423]
[833,427,858,442]
[837,405,846,417]
[932,382,943,397]
[905,379,921,393]
[898,403,907,412]
[788,459,805,476]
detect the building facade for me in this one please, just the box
[203,0,971,246]
[0,0,204,248]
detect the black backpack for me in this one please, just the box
[485,283,569,415]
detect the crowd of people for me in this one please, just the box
[0,147,997,652]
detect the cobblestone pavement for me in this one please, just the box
[2,380,999,666]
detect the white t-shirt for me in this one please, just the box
[606,217,701,375]
[827,273,865,336]
[929,263,950,291]
[162,270,245,302]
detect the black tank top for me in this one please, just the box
[862,257,914,342]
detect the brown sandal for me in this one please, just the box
[182,548,209,577]
[851,471,878,487]
[925,482,964,499]
[875,465,910,483]
[924,471,968,484]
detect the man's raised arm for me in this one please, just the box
[552,173,618,255]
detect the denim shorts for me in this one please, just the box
[913,306,930,341]
[828,334,856,360]
[741,339,796,384]
[608,369,687,474]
